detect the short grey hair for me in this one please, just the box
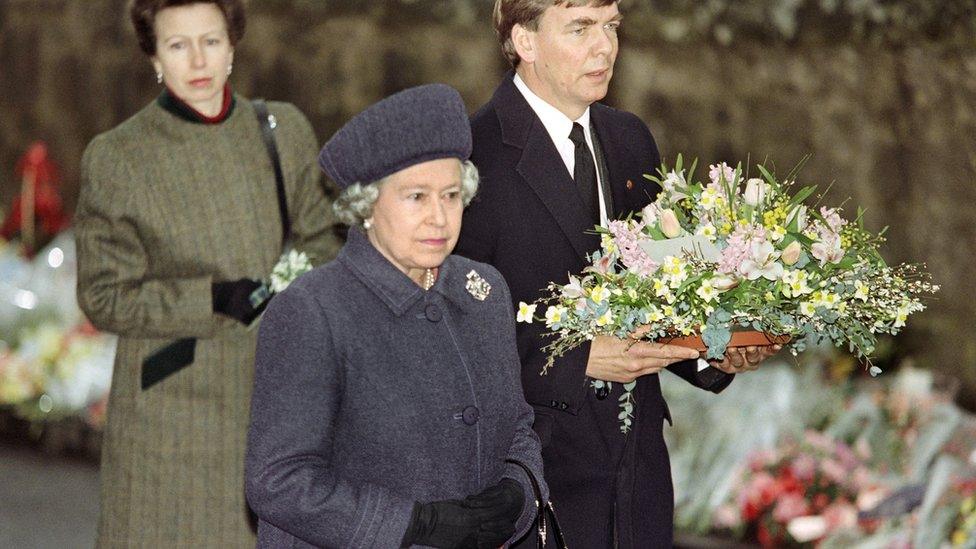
[333,160,480,228]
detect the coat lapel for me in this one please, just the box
[493,75,599,263]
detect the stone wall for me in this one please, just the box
[1,1,973,405]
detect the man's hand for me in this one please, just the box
[707,345,782,374]
[586,333,700,383]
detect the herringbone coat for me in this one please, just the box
[75,96,341,547]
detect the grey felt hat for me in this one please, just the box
[318,83,472,189]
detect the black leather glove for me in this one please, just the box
[400,479,525,548]
[212,278,266,325]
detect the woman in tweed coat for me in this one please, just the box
[74,1,340,546]
[245,84,545,548]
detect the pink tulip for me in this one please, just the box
[660,209,681,238]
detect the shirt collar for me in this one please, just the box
[338,228,478,316]
[513,73,591,143]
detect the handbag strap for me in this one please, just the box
[506,458,568,548]
[252,99,291,246]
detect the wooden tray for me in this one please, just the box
[659,330,791,352]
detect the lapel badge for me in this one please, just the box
[465,270,491,301]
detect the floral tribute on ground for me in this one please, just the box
[517,156,938,431]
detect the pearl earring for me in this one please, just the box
[363,219,372,230]
[227,64,233,76]
[156,71,163,84]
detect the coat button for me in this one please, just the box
[596,386,609,400]
[461,405,480,425]
[550,400,559,409]
[559,402,568,410]
[626,179,634,190]
[425,304,442,322]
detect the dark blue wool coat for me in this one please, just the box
[246,228,545,548]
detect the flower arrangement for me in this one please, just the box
[715,430,879,547]
[518,156,938,430]
[0,321,114,427]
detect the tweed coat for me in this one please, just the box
[455,74,734,548]
[75,96,341,547]
[245,228,545,548]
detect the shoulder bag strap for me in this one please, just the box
[506,458,568,548]
[252,99,291,246]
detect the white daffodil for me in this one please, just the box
[799,301,817,316]
[769,225,788,242]
[695,279,719,303]
[662,305,676,317]
[645,308,665,323]
[696,223,718,241]
[854,280,870,301]
[596,310,614,327]
[545,305,566,326]
[590,284,610,304]
[516,302,537,323]
[781,270,813,298]
[653,278,669,297]
[894,302,911,328]
[699,187,719,211]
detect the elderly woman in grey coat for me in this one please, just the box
[245,84,545,548]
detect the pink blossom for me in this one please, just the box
[820,207,847,233]
[821,501,858,531]
[821,459,848,484]
[718,224,767,274]
[608,220,659,277]
[791,455,817,482]
[773,492,811,523]
[709,162,736,188]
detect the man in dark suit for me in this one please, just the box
[456,1,778,547]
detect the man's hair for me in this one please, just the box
[493,0,617,68]
[129,0,246,56]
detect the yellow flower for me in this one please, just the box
[700,188,719,210]
[696,223,718,241]
[517,302,537,323]
[544,305,566,326]
[894,302,911,328]
[601,233,617,255]
[695,279,718,303]
[854,280,870,301]
[769,225,787,242]
[662,305,676,317]
[596,310,614,327]
[799,302,817,316]
[590,285,610,304]
[645,308,665,323]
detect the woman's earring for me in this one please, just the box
[156,71,163,84]
[363,218,372,230]
[227,64,233,76]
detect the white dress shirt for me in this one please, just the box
[513,73,608,226]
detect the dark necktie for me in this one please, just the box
[569,122,599,224]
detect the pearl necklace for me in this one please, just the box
[422,268,436,290]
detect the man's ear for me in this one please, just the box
[511,23,536,65]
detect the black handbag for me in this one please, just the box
[506,458,568,548]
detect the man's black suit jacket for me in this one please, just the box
[456,74,734,547]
